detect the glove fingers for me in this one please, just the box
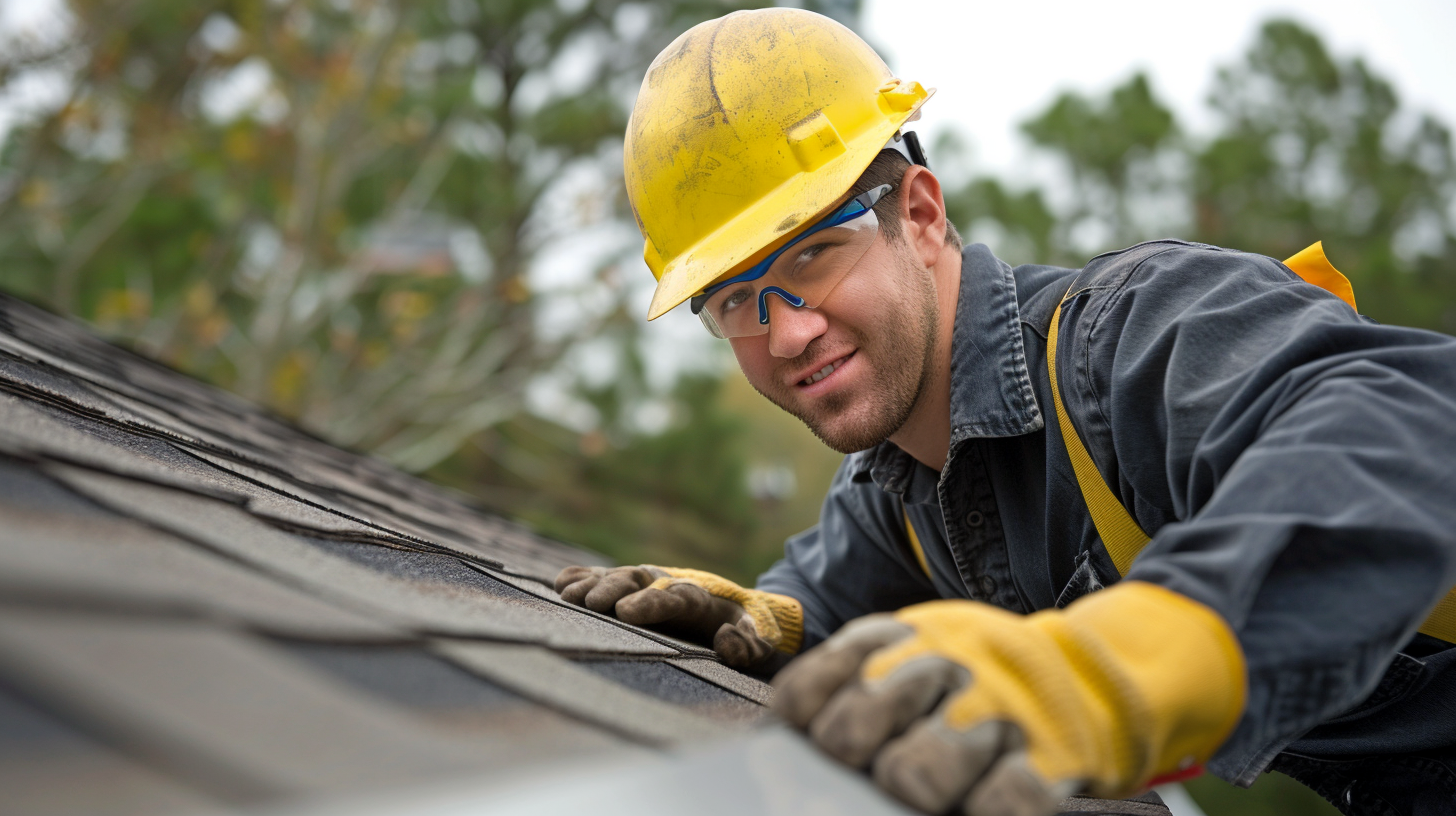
[872,718,1007,815]
[557,569,605,606]
[583,566,656,614]
[668,581,747,630]
[771,615,913,729]
[554,565,602,595]
[714,617,776,669]
[808,655,967,768]
[963,751,1079,816]
[615,585,688,626]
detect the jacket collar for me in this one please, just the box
[850,244,1044,497]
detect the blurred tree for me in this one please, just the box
[437,370,763,577]
[947,20,1456,334]
[0,0,868,581]
[941,73,1183,267]
[943,175,1062,265]
[0,0,769,472]
[431,363,845,585]
[1192,19,1456,331]
[718,368,845,583]
[1021,72,1181,251]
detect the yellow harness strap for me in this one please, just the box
[1047,297,1150,576]
[903,506,932,578]
[1047,243,1456,642]
[1283,241,1357,312]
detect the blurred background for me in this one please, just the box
[1,1,1452,812]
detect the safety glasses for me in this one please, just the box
[690,183,893,339]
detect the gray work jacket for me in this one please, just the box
[756,240,1456,787]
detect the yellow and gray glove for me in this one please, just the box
[772,581,1246,816]
[554,565,803,669]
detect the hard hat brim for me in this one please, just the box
[645,92,934,321]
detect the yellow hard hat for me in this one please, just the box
[625,8,932,320]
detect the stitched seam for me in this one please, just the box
[1076,247,1186,518]
[1024,294,1110,339]
[996,261,1041,424]
[1024,283,1118,336]
[1081,246,1184,438]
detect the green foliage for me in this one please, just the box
[431,364,847,587]
[433,372,762,578]
[950,19,1456,332]
[1192,20,1456,330]
[0,0,764,471]
[0,0,868,585]
[1185,771,1340,816]
[1022,72,1179,248]
[718,368,846,584]
[1024,73,1178,178]
[942,176,1060,265]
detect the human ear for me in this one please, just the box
[896,165,949,269]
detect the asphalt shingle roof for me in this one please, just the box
[0,292,776,811]
[0,293,1171,816]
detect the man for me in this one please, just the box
[554,9,1456,816]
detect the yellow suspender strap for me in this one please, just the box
[902,506,932,579]
[1048,247,1456,642]
[1423,599,1456,644]
[1047,286,1150,576]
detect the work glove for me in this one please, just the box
[772,581,1246,816]
[554,565,803,670]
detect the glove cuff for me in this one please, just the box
[661,567,804,655]
[1064,581,1247,795]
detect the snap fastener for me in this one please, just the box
[965,510,984,527]
[978,575,996,596]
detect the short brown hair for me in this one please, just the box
[846,151,962,251]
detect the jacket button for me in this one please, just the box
[965,510,984,528]
[978,575,997,596]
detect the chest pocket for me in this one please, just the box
[1048,242,1456,643]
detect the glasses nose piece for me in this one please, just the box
[757,286,806,325]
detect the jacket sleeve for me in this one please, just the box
[756,457,938,650]
[1060,243,1456,784]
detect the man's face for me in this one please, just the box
[729,230,940,454]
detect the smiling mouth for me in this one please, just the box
[800,352,854,386]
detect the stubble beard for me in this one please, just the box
[755,252,941,454]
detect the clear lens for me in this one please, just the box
[699,207,880,339]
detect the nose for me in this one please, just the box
[765,293,827,358]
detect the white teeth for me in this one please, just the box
[803,358,844,385]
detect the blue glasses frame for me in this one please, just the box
[689,183,894,325]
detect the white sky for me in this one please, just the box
[862,0,1456,181]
